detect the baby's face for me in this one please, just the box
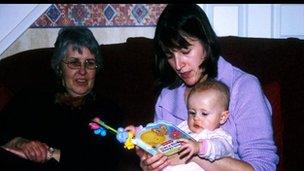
[187,89,225,133]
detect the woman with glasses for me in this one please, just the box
[0,27,125,170]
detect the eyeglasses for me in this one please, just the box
[62,58,99,70]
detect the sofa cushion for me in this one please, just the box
[95,38,156,126]
[263,81,284,171]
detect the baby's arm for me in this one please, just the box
[198,130,234,161]
[198,138,234,161]
[178,133,234,163]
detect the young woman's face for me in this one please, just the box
[61,46,97,97]
[166,37,206,86]
[187,89,226,133]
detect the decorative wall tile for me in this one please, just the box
[104,4,116,22]
[31,4,166,28]
[46,4,61,23]
[131,4,148,24]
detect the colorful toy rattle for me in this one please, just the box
[89,117,135,150]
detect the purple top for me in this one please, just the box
[154,57,279,171]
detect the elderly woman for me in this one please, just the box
[0,27,124,170]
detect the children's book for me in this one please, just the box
[132,120,195,156]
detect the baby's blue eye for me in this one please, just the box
[201,112,208,116]
[188,111,196,116]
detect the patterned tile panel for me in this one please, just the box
[131,4,148,24]
[31,4,167,28]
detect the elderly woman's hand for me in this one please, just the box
[17,139,49,163]
[3,137,50,163]
[2,146,27,159]
[136,146,169,171]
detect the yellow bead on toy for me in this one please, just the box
[124,132,135,150]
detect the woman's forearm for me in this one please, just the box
[192,156,254,171]
[2,137,29,149]
[1,146,27,159]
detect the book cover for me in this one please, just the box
[132,120,195,156]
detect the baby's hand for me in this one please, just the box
[116,125,136,143]
[177,138,200,162]
[116,126,136,150]
[124,125,137,135]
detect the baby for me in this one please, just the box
[125,79,234,170]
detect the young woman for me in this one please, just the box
[137,4,278,171]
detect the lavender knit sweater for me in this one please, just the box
[154,57,279,171]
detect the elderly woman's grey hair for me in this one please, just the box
[51,26,102,77]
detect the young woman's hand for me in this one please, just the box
[167,153,188,166]
[136,146,169,171]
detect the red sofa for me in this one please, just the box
[1,36,303,170]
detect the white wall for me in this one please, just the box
[1,4,304,59]
[199,4,304,39]
[0,4,51,57]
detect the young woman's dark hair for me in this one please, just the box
[51,26,102,77]
[154,4,221,90]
